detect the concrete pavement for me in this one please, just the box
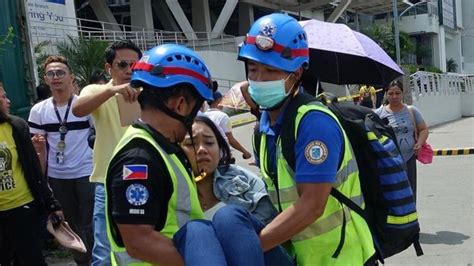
[231,114,474,265]
[47,115,473,265]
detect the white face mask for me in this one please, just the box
[248,74,293,109]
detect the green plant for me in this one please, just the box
[362,24,414,61]
[415,44,431,59]
[34,40,51,80]
[56,36,108,87]
[426,66,442,73]
[401,64,419,74]
[0,26,15,53]
[446,58,458,73]
[401,64,442,74]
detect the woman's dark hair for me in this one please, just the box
[105,40,142,64]
[387,80,404,92]
[194,115,232,171]
[89,70,108,84]
[35,83,51,103]
[0,83,10,122]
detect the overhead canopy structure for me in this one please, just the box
[346,0,411,15]
[242,0,412,16]
[239,0,333,12]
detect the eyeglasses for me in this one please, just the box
[114,60,136,70]
[46,70,67,79]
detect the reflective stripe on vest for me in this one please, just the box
[291,194,364,242]
[106,126,203,265]
[259,102,375,263]
[113,252,143,266]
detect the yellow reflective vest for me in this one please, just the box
[105,126,204,265]
[259,103,375,265]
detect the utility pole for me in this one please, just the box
[392,0,401,64]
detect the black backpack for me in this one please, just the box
[254,92,423,262]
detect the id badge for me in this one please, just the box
[56,152,65,164]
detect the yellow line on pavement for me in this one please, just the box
[231,117,257,128]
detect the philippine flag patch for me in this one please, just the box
[123,165,148,180]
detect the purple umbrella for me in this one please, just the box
[299,19,403,86]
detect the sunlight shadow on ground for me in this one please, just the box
[419,231,470,245]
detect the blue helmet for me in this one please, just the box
[238,13,309,73]
[131,44,213,101]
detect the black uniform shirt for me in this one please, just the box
[106,121,193,245]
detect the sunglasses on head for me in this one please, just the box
[114,60,136,70]
[46,70,67,79]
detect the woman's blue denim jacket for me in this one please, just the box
[213,164,278,224]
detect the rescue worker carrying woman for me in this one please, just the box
[238,13,377,265]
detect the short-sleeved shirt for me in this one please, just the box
[80,80,128,183]
[205,108,231,141]
[106,122,192,244]
[0,123,34,211]
[375,105,424,161]
[28,95,93,179]
[257,105,344,184]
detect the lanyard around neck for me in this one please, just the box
[53,96,73,140]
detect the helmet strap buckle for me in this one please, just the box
[281,47,292,59]
[150,65,164,76]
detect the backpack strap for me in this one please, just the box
[280,93,389,261]
[331,188,386,263]
[413,239,424,256]
[280,92,319,171]
[330,188,366,219]
[252,124,262,161]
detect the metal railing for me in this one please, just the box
[410,71,474,96]
[29,16,239,53]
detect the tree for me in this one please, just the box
[362,24,414,61]
[446,58,458,73]
[56,36,108,87]
[34,40,51,80]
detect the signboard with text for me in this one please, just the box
[26,0,78,45]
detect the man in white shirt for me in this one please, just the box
[28,56,94,265]
[205,91,252,160]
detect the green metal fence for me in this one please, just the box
[0,0,34,119]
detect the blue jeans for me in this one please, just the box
[174,206,293,266]
[92,183,111,266]
[173,220,228,266]
[213,206,294,266]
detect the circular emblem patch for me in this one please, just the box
[304,141,328,164]
[259,22,276,37]
[126,184,149,206]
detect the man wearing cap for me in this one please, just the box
[206,91,252,160]
[234,13,377,265]
[105,44,270,265]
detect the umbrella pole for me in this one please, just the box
[315,77,320,96]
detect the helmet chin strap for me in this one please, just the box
[154,98,205,181]
[155,98,203,131]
